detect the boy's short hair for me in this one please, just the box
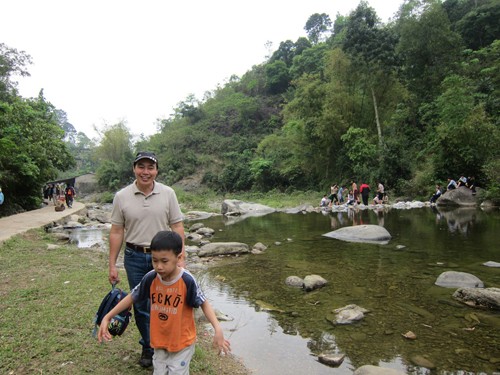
[150,231,183,255]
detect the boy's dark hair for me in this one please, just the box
[150,230,183,255]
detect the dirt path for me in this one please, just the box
[0,201,86,245]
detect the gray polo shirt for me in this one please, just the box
[111,180,183,246]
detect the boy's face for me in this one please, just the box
[151,249,182,280]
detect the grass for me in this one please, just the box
[0,229,247,375]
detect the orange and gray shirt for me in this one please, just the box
[131,269,206,352]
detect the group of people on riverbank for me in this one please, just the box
[429,175,477,204]
[320,180,386,208]
[43,183,76,208]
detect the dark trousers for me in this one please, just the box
[124,247,153,351]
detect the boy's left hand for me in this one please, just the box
[213,330,231,355]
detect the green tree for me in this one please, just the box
[396,0,463,102]
[94,122,134,190]
[304,13,332,44]
[289,44,328,80]
[444,0,500,50]
[0,43,32,100]
[341,127,378,180]
[265,60,290,94]
[269,40,296,67]
[342,1,401,148]
[0,93,74,213]
[431,75,499,181]
[63,131,97,176]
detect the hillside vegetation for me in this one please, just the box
[1,0,499,216]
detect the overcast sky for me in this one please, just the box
[2,0,403,139]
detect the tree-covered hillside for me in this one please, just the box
[141,0,499,199]
[1,0,499,215]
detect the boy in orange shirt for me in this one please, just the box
[98,231,230,374]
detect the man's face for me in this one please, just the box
[133,159,158,189]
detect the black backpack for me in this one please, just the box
[93,285,131,337]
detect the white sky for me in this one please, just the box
[1,0,403,139]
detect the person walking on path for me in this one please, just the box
[108,151,186,368]
[98,231,230,374]
[64,185,76,208]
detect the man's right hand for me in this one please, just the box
[109,265,120,285]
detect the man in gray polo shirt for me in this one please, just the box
[108,151,185,368]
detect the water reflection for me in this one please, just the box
[327,205,482,236]
[432,206,478,236]
[200,208,500,374]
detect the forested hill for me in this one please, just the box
[1,0,499,215]
[142,0,499,198]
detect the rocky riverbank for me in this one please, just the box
[43,199,500,374]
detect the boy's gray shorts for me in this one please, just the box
[153,343,195,375]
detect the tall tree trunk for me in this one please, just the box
[371,87,383,147]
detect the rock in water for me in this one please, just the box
[453,287,500,310]
[435,271,484,288]
[318,353,345,367]
[323,225,391,244]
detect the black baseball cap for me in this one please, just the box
[134,152,158,166]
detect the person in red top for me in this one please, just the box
[98,231,230,374]
[359,182,371,205]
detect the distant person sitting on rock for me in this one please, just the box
[457,175,468,187]
[430,184,442,204]
[447,178,457,191]
[346,190,355,205]
[320,195,330,208]
[373,181,384,204]
[468,176,476,195]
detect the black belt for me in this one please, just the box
[126,242,151,253]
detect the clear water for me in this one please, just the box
[192,206,500,374]
[68,227,108,249]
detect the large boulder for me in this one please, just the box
[282,204,315,214]
[323,225,391,244]
[453,287,500,310]
[437,186,479,207]
[435,271,484,288]
[221,199,275,216]
[198,242,249,257]
[184,211,218,221]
